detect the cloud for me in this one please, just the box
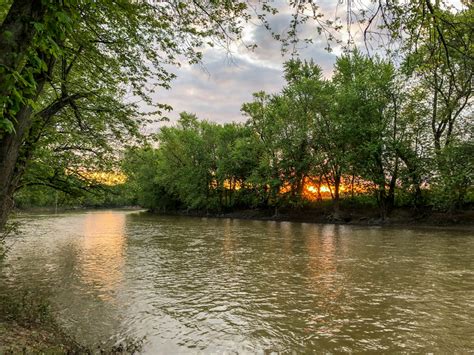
[146,1,351,130]
[147,0,466,131]
[152,51,285,126]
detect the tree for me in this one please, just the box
[278,60,324,205]
[122,145,180,211]
[0,0,258,229]
[332,51,400,218]
[401,4,473,154]
[399,4,473,209]
[124,113,258,212]
[215,123,257,208]
[242,92,283,209]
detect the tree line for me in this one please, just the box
[123,49,472,219]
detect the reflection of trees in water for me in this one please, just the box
[305,225,339,290]
[280,222,294,260]
[217,221,348,350]
[3,212,127,301]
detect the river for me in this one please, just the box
[1,210,473,352]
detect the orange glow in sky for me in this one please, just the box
[69,168,127,186]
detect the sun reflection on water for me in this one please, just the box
[80,211,126,302]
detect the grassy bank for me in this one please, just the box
[0,291,87,353]
[0,289,144,353]
[0,322,81,353]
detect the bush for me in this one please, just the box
[431,143,474,211]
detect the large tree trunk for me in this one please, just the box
[0,105,35,229]
[0,53,56,230]
[0,1,54,230]
[0,56,57,230]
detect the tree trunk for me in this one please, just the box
[377,188,387,221]
[0,105,35,229]
[396,148,423,208]
[350,173,355,199]
[0,1,50,230]
[384,159,398,215]
[317,175,322,201]
[0,54,57,230]
[333,175,340,213]
[385,174,396,215]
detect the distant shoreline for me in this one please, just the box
[13,205,143,213]
[147,206,474,230]
[12,205,474,230]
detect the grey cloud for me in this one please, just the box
[146,1,346,130]
[151,52,285,126]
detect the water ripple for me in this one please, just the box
[2,211,473,352]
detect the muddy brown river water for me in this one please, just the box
[1,210,473,352]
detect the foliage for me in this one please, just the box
[123,113,260,212]
[242,60,330,208]
[124,47,472,217]
[122,145,180,211]
[431,141,474,210]
[0,0,281,229]
[14,183,133,209]
[1,1,472,224]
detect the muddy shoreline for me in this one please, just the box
[14,205,474,229]
[148,206,474,230]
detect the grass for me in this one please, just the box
[0,289,145,353]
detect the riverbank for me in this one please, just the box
[13,204,474,229]
[153,205,474,229]
[0,307,142,353]
[0,291,85,353]
[13,205,143,213]
[0,272,142,353]
[0,321,82,353]
[0,321,142,353]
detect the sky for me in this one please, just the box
[146,0,463,130]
